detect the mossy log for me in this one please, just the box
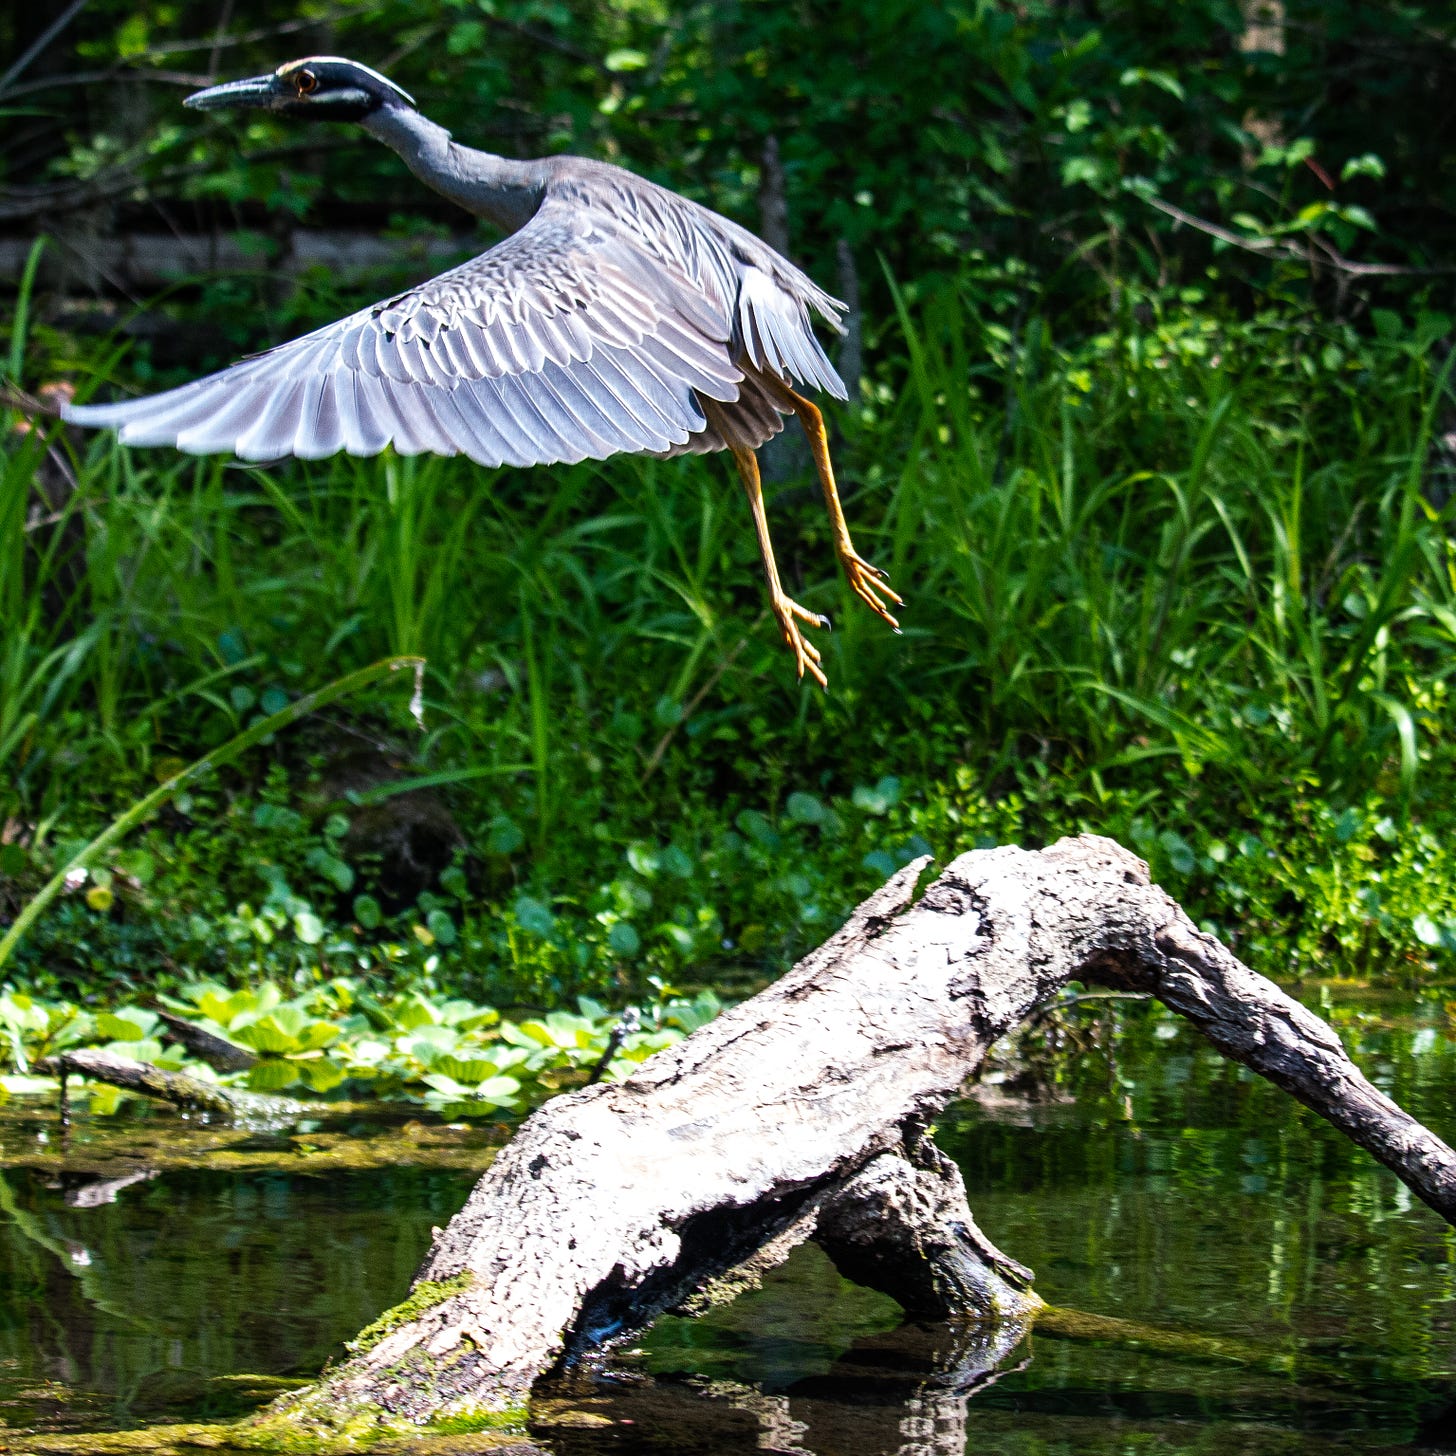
[239,834,1456,1445]
[38,1047,295,1125]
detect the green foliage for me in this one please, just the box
[4,280,1456,1023]
[0,974,722,1114]
[1127,798,1456,978]
[0,652,422,976]
[9,288,1455,819]
[871,280,1456,793]
[5,0,1456,1070]
[7,0,1453,368]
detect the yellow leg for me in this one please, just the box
[726,441,830,689]
[765,379,903,630]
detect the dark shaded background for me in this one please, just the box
[5,0,1455,365]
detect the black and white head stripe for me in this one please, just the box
[279,57,415,107]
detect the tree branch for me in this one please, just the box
[0,67,213,102]
[1142,193,1456,278]
[0,0,91,100]
[232,836,1455,1443]
[39,1047,293,1124]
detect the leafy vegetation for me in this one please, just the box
[5,287,1456,1085]
[2,1,1456,1119]
[0,975,722,1116]
[9,0,1455,317]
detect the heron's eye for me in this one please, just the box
[296,68,318,96]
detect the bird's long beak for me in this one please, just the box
[184,74,285,112]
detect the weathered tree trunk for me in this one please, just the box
[249,835,1456,1446]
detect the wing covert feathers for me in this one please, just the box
[65,177,847,464]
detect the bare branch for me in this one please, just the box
[0,67,213,102]
[122,9,370,62]
[0,0,91,100]
[1142,193,1456,278]
[39,1047,291,1124]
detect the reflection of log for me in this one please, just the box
[64,1167,158,1208]
[537,1300,1416,1456]
[536,1320,1032,1456]
[249,835,1456,1443]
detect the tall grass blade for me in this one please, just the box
[0,655,424,973]
[4,238,45,385]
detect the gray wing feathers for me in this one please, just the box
[66,182,845,463]
[581,168,848,404]
[736,266,846,401]
[655,370,787,459]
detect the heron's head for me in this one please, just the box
[184,57,415,123]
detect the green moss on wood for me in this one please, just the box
[346,1270,476,1355]
[235,1400,528,1452]
[13,1418,535,1454]
[417,1407,530,1436]
[9,1423,242,1453]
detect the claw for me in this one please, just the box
[773,594,830,690]
[841,550,903,630]
[786,598,831,631]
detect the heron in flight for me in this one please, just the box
[64,57,901,687]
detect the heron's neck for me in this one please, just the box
[362,107,545,234]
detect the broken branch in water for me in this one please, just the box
[230,834,1455,1443]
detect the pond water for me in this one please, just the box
[0,991,1452,1454]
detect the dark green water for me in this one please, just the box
[0,993,1453,1453]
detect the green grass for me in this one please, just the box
[870,281,1456,796]
[3,278,1455,1012]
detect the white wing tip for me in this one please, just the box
[62,400,126,430]
[119,422,181,448]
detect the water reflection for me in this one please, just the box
[0,995,1450,1453]
[541,1301,1456,1456]
[0,1144,471,1429]
[542,1313,1035,1456]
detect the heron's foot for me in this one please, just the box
[840,546,904,631]
[772,594,830,690]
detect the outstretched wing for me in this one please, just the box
[579,173,848,404]
[64,197,749,467]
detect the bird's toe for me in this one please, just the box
[772,593,831,688]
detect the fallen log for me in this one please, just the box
[241,834,1456,1446]
[39,1046,295,1125]
[156,1008,258,1072]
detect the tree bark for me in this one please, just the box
[247,834,1456,1445]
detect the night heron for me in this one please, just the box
[63,57,901,687]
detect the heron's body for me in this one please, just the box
[64,58,900,683]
